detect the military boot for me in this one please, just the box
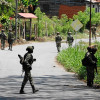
[32,85,39,93]
[19,86,25,94]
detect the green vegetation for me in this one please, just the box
[33,7,100,37]
[0,1,100,40]
[57,41,100,84]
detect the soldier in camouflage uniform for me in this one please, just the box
[55,32,62,52]
[85,46,97,87]
[91,24,96,39]
[8,29,14,51]
[0,29,7,50]
[66,32,74,47]
[19,46,38,94]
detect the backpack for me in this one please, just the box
[82,56,88,66]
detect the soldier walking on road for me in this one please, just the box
[66,32,74,47]
[19,46,38,94]
[55,32,62,52]
[85,46,97,87]
[91,24,96,39]
[0,29,7,50]
[8,29,14,51]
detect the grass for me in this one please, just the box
[57,41,100,85]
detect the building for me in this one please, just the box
[86,0,100,12]
[38,0,86,18]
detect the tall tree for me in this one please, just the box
[20,0,38,13]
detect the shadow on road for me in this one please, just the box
[0,74,100,100]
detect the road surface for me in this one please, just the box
[0,39,100,100]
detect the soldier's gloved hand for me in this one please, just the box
[33,59,36,61]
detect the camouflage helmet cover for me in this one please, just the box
[87,45,97,52]
[9,28,12,31]
[57,32,60,35]
[26,46,34,52]
[1,29,4,32]
[68,32,72,34]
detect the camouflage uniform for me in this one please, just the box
[55,32,62,52]
[0,29,7,50]
[85,46,97,87]
[19,46,38,94]
[91,25,96,39]
[8,29,14,51]
[67,32,74,47]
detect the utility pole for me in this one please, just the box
[15,0,18,40]
[89,0,92,46]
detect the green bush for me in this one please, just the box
[57,42,100,84]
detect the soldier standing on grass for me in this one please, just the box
[19,46,38,94]
[8,29,14,51]
[55,32,62,52]
[85,46,97,87]
[91,24,96,39]
[66,32,74,47]
[0,29,7,50]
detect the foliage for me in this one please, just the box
[0,0,15,29]
[1,15,10,29]
[57,41,100,84]
[21,0,38,7]
[73,7,100,32]
[0,0,14,16]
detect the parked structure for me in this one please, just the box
[86,0,100,13]
[38,0,86,18]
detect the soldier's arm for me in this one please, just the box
[24,54,31,67]
[86,53,96,64]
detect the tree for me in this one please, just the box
[20,0,38,13]
[0,0,15,29]
[73,7,100,32]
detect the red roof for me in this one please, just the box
[0,24,2,27]
[18,13,37,19]
[86,0,100,2]
[93,0,100,2]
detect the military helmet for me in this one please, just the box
[1,29,4,32]
[26,46,34,53]
[68,32,72,34]
[87,45,97,52]
[87,46,92,52]
[9,29,12,31]
[57,32,60,35]
[91,45,97,53]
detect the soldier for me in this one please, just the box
[8,29,14,51]
[66,32,74,47]
[19,46,38,94]
[91,24,96,39]
[0,29,7,50]
[55,32,62,52]
[85,46,97,87]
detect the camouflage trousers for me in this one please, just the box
[8,43,13,50]
[21,71,34,88]
[56,43,61,52]
[86,66,95,87]
[1,40,5,50]
[92,33,96,39]
[68,42,72,47]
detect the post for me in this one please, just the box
[30,18,32,40]
[18,18,20,39]
[89,0,92,46]
[15,0,18,40]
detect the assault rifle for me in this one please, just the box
[95,63,98,74]
[18,54,24,64]
[18,54,24,76]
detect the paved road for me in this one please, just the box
[0,39,100,100]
